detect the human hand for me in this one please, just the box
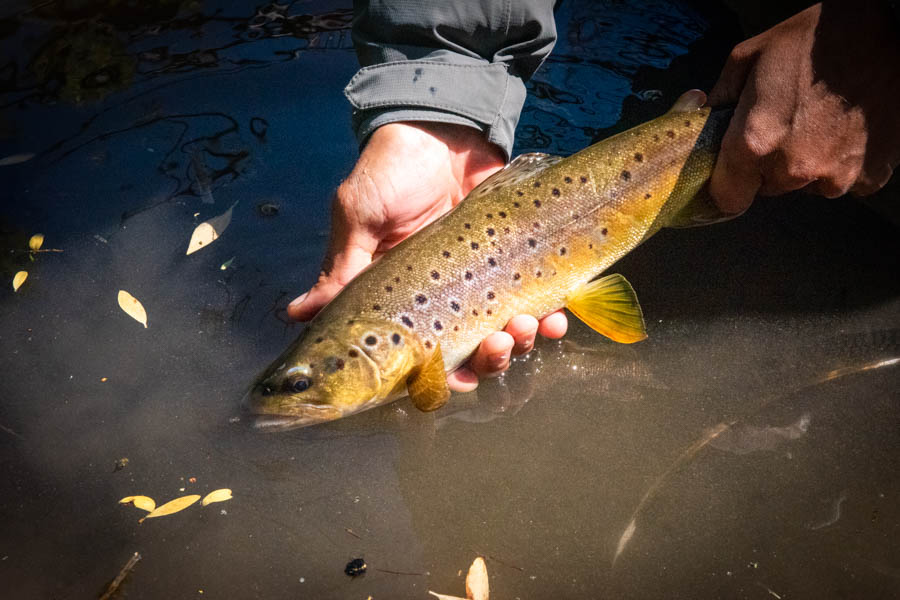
[287,122,567,391]
[707,1,900,214]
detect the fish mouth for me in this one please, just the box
[241,388,344,432]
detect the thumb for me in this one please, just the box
[708,41,758,107]
[288,229,379,322]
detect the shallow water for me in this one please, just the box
[1,1,899,599]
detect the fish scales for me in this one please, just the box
[247,95,731,429]
[317,108,725,369]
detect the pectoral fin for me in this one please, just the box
[566,274,647,344]
[407,342,451,412]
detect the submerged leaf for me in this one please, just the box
[28,234,44,251]
[139,494,200,522]
[201,488,232,506]
[117,290,148,328]
[119,495,156,512]
[13,271,27,292]
[0,153,35,166]
[465,557,489,600]
[186,202,237,255]
[219,256,235,271]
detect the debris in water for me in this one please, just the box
[98,551,141,600]
[201,488,232,506]
[186,202,237,255]
[256,202,279,217]
[28,234,44,251]
[429,557,489,600]
[12,271,27,292]
[118,495,156,512]
[113,457,129,472]
[344,558,367,577]
[117,290,148,328]
[139,494,200,523]
[220,256,235,270]
[0,153,35,166]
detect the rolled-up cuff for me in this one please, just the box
[344,59,527,160]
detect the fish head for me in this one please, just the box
[245,318,418,430]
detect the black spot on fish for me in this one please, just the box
[429,86,437,94]
[465,271,473,280]
[684,120,691,127]
[431,270,440,280]
[486,228,495,236]
[573,213,580,220]
[394,277,401,283]
[433,321,443,331]
[513,201,521,207]
[416,294,427,304]
[601,227,608,235]
[348,349,359,358]
[536,270,542,277]
[401,316,413,328]
[365,335,377,346]
[450,301,460,312]
[472,309,478,316]
[406,265,413,271]
[385,285,393,292]
[471,242,479,250]
[453,325,459,331]
[666,130,675,138]
[425,340,432,349]
[534,199,542,207]
[372,304,381,311]
[513,272,521,280]
[580,176,587,183]
[516,191,524,197]
[335,358,345,370]
[564,176,572,183]
[486,213,493,219]
[560,247,567,255]
[487,291,495,300]
[488,257,497,267]
[392,333,401,344]
[499,211,507,218]
[503,227,510,234]
[552,188,560,196]
[464,223,471,229]
[621,170,631,181]
[528,238,537,248]
[486,309,492,315]
[588,243,593,249]
[645,193,651,199]
[315,337,323,344]
[634,152,643,162]
[653,134,660,142]
[347,319,355,325]
[457,236,464,242]
[533,222,541,229]
[442,250,450,258]
[534,181,541,188]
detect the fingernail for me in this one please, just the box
[289,292,308,309]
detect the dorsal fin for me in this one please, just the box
[667,89,707,113]
[468,152,564,198]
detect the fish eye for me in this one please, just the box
[291,377,312,393]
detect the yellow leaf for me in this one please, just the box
[139,494,200,522]
[28,234,44,251]
[465,557,489,600]
[13,271,27,292]
[117,290,148,328]
[186,202,237,255]
[201,488,233,506]
[119,495,156,512]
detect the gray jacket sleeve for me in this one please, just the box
[344,0,557,160]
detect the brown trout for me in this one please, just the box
[246,90,732,429]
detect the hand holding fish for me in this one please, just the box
[287,121,568,391]
[708,1,900,214]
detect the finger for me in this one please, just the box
[448,367,479,393]
[708,85,764,214]
[287,239,374,321]
[708,39,759,107]
[505,314,539,355]
[468,331,514,378]
[851,162,894,196]
[810,158,862,198]
[537,310,567,339]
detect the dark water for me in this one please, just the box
[1,1,898,598]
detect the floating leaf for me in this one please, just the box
[0,153,35,166]
[186,202,237,255]
[219,256,235,271]
[28,234,44,251]
[119,495,156,512]
[465,557,489,600]
[139,494,200,522]
[201,488,232,506]
[13,271,27,292]
[117,290,148,328]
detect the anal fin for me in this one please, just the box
[566,274,647,344]
[407,342,451,412]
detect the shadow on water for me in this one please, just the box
[0,1,898,599]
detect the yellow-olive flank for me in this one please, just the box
[247,90,734,429]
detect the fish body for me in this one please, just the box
[247,91,731,429]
